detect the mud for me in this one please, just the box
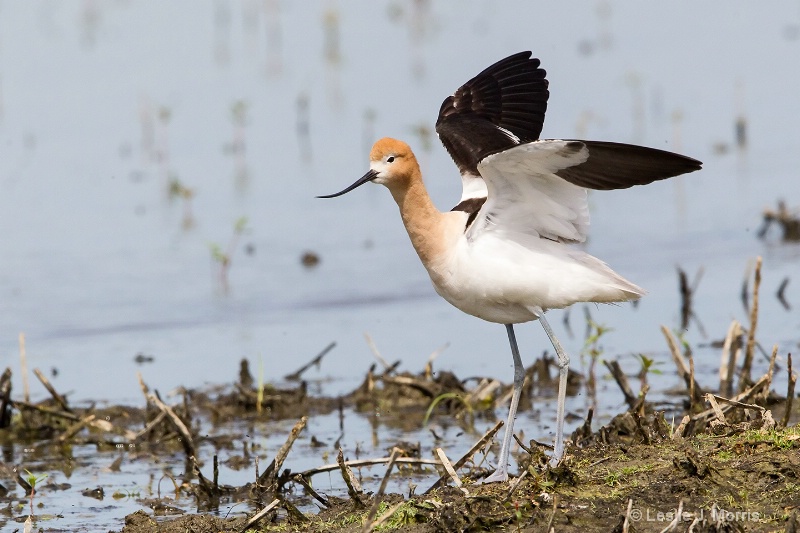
[1,341,799,532]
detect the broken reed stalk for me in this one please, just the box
[763,345,779,402]
[240,498,280,533]
[660,500,684,533]
[19,333,29,403]
[33,368,71,413]
[299,456,440,478]
[504,469,528,501]
[0,368,12,428]
[291,474,329,507]
[190,455,218,496]
[423,342,450,380]
[425,419,504,493]
[337,447,364,507]
[691,374,770,423]
[544,493,559,532]
[284,341,336,381]
[57,414,96,443]
[738,256,762,392]
[362,447,401,533]
[622,498,633,533]
[603,360,637,408]
[660,326,704,404]
[782,354,796,428]
[147,390,196,458]
[704,394,727,425]
[434,448,466,492]
[260,416,308,490]
[718,320,742,397]
[12,400,80,422]
[364,333,393,372]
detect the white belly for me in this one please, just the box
[425,233,643,325]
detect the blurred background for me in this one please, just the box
[0,0,798,424]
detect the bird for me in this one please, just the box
[319,51,702,483]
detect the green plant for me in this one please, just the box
[582,319,611,402]
[24,469,48,516]
[633,353,663,387]
[423,392,473,427]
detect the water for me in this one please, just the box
[1,1,799,529]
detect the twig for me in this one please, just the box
[604,360,636,408]
[424,419,503,493]
[33,368,71,413]
[239,498,280,533]
[704,394,727,425]
[0,368,12,428]
[505,469,528,501]
[763,345,779,402]
[11,400,80,421]
[588,456,611,468]
[190,455,218,496]
[337,447,364,507]
[659,499,684,533]
[718,320,742,397]
[299,456,440,478]
[622,498,633,533]
[381,375,439,397]
[691,374,770,422]
[58,414,97,443]
[738,256,762,392]
[424,343,450,380]
[660,326,704,403]
[464,378,501,405]
[672,415,690,439]
[544,493,558,532]
[710,394,765,413]
[284,342,336,381]
[260,416,307,490]
[147,391,196,458]
[362,447,401,533]
[291,474,329,507]
[364,333,393,372]
[131,410,167,442]
[434,448,466,493]
[782,354,796,428]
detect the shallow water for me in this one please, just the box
[1,1,799,529]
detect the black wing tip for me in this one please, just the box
[436,52,551,175]
[554,140,704,190]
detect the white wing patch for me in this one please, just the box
[470,140,591,243]
[459,172,488,201]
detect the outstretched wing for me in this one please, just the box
[436,51,549,201]
[471,140,702,243]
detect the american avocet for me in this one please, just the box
[320,52,701,482]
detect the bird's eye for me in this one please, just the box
[386,156,395,163]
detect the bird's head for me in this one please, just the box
[318,137,418,198]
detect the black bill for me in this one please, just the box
[317,169,379,198]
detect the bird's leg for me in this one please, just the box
[539,314,569,466]
[482,323,525,483]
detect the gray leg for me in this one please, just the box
[481,324,525,483]
[539,314,569,466]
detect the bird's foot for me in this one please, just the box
[549,452,564,468]
[479,468,509,484]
